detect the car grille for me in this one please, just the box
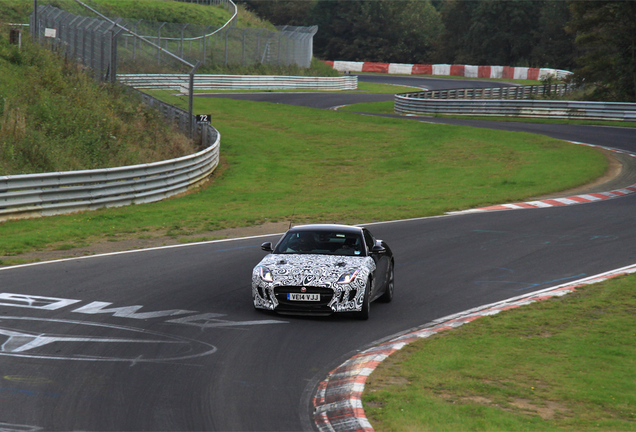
[274,286,334,314]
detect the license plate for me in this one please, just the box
[287,293,320,301]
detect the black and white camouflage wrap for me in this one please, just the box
[252,254,376,313]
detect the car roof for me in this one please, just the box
[287,224,363,235]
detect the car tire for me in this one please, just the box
[356,279,371,320]
[379,262,394,303]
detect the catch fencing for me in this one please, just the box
[32,4,317,82]
[118,74,358,91]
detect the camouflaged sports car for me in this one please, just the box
[252,224,394,319]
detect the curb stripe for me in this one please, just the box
[448,145,636,215]
[325,61,571,80]
[313,263,636,432]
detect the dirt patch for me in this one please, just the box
[509,398,571,420]
[435,393,570,420]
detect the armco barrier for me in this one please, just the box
[407,84,572,100]
[0,96,220,222]
[394,95,636,121]
[0,135,219,222]
[118,74,358,91]
[325,61,572,80]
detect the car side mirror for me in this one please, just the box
[371,244,386,254]
[261,242,274,252]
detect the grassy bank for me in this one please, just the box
[363,272,636,431]
[0,0,260,29]
[0,31,197,175]
[0,94,606,260]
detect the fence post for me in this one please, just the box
[189,62,201,139]
[202,25,211,65]
[109,22,123,83]
[224,26,229,65]
[180,23,189,58]
[255,28,264,63]
[157,22,166,65]
[242,28,247,65]
[132,19,142,60]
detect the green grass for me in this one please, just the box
[0,32,197,175]
[363,273,636,431]
[0,94,606,257]
[0,0,265,29]
[339,100,396,114]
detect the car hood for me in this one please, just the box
[256,254,374,286]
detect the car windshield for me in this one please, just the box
[274,230,365,256]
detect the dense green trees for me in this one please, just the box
[311,0,443,63]
[568,1,636,102]
[237,0,634,101]
[438,0,576,69]
[239,0,577,69]
[240,0,443,63]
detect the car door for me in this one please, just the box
[363,228,389,298]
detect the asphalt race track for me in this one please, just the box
[0,75,634,431]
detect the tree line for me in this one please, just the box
[237,0,635,102]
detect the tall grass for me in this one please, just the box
[0,0,249,28]
[0,31,196,175]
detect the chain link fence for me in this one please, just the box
[32,4,317,80]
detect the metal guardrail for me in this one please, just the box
[0,91,220,222]
[395,96,636,121]
[118,74,358,91]
[402,84,572,100]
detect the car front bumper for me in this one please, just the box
[252,277,367,315]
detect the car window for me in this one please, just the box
[363,229,375,251]
[274,231,365,256]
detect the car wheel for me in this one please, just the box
[356,279,371,320]
[379,262,394,303]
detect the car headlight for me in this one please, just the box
[337,269,360,284]
[258,266,273,282]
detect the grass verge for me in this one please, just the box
[0,95,606,257]
[0,32,197,175]
[363,273,636,431]
[0,0,262,29]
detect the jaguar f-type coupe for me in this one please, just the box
[252,224,394,319]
